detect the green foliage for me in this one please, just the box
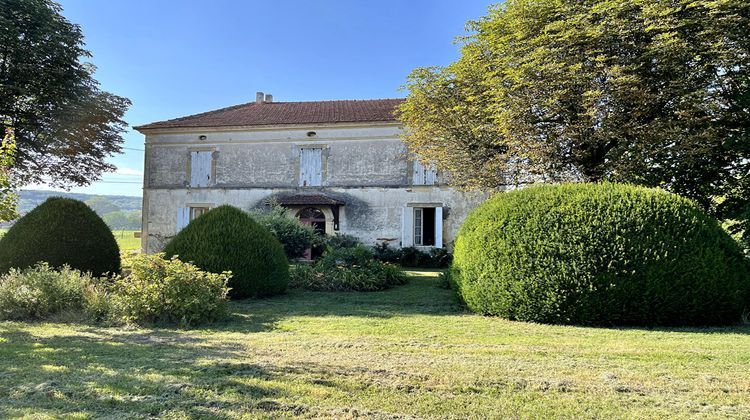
[164,205,288,299]
[324,233,362,251]
[399,0,750,225]
[373,243,452,268]
[0,263,107,322]
[290,246,407,292]
[0,128,17,223]
[251,206,316,259]
[0,0,130,187]
[102,210,142,231]
[110,254,230,327]
[0,197,121,275]
[452,183,750,326]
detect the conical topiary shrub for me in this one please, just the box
[163,205,288,299]
[0,197,121,275]
[452,183,750,326]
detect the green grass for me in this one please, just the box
[1,270,749,418]
[0,228,140,252]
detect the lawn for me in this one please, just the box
[0,270,749,418]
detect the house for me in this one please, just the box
[134,93,488,253]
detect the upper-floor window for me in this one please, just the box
[189,150,214,187]
[299,147,323,187]
[412,160,437,185]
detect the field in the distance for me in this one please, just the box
[0,270,748,418]
[0,228,141,251]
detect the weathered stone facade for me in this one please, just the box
[137,101,488,253]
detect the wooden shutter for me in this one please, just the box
[401,207,414,247]
[176,207,190,231]
[190,151,212,187]
[299,148,323,186]
[435,207,443,248]
[412,161,426,185]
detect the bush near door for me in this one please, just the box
[452,183,750,326]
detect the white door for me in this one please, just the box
[401,207,414,247]
[299,148,323,186]
[190,151,212,187]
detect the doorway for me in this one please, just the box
[297,207,326,259]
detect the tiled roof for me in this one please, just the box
[277,194,346,206]
[134,98,404,130]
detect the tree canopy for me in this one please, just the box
[398,0,750,214]
[0,0,130,188]
[0,128,17,222]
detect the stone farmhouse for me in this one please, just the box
[134,93,487,253]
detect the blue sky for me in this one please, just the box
[29,0,495,197]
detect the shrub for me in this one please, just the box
[0,263,107,322]
[373,243,452,268]
[0,197,120,275]
[290,245,407,292]
[110,254,230,327]
[163,205,288,299]
[452,183,750,326]
[251,206,317,259]
[324,233,362,251]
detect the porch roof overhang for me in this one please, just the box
[276,193,346,207]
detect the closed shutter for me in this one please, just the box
[190,151,213,187]
[401,207,414,247]
[176,207,190,231]
[435,207,443,248]
[412,160,437,185]
[300,148,323,187]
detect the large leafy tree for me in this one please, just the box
[399,0,750,213]
[0,0,130,188]
[0,128,17,222]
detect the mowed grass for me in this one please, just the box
[1,270,749,418]
[0,228,140,251]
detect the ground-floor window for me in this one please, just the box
[177,204,212,231]
[403,206,443,248]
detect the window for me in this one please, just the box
[190,150,214,187]
[189,206,209,221]
[402,206,443,248]
[176,205,211,231]
[412,160,437,186]
[299,148,323,187]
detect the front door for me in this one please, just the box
[297,207,326,259]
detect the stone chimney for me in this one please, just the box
[256,92,264,104]
[264,93,273,103]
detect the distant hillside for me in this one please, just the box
[7,190,143,230]
[18,190,141,213]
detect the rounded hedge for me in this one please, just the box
[163,205,288,299]
[452,183,750,326]
[0,197,121,275]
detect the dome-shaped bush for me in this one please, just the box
[163,205,288,299]
[0,197,120,275]
[452,183,750,326]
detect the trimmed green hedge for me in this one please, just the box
[163,205,288,299]
[0,197,120,275]
[452,183,750,326]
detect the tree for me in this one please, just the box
[0,0,130,188]
[399,0,750,212]
[0,127,17,222]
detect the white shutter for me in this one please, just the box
[435,207,443,248]
[412,160,437,185]
[300,148,323,187]
[190,151,212,187]
[176,207,190,231]
[401,207,414,247]
[412,161,426,185]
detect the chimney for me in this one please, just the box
[256,92,264,104]
[264,93,273,103]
